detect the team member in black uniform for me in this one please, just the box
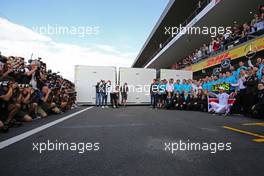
[244,69,258,115]
[251,82,264,116]
[188,93,200,111]
[180,91,191,110]
[173,91,182,109]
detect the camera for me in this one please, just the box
[18,84,30,89]
[0,80,10,87]
[14,68,26,74]
[0,54,7,63]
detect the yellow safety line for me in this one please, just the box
[253,138,264,142]
[223,125,264,139]
[242,122,264,126]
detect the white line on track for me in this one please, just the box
[0,107,93,150]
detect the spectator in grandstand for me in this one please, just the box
[212,38,220,52]
[201,44,209,56]
[121,82,128,107]
[251,14,260,32]
[208,41,214,55]
[171,5,264,71]
[259,5,264,16]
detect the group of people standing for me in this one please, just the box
[150,57,264,117]
[95,80,128,108]
[150,78,209,112]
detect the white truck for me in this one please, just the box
[74,65,116,105]
[119,68,156,105]
[158,69,193,81]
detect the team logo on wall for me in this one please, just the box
[221,59,231,69]
[213,67,221,76]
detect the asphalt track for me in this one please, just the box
[0,106,263,176]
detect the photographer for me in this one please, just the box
[0,80,23,131]
[38,86,61,117]
[0,53,76,133]
[20,85,39,119]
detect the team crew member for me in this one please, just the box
[181,91,191,110]
[166,79,174,98]
[95,82,100,107]
[104,80,111,108]
[157,80,166,108]
[173,80,181,94]
[208,87,233,115]
[252,82,264,116]
[150,79,158,108]
[121,82,129,107]
[110,85,119,108]
[101,80,107,108]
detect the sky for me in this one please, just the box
[0,0,169,81]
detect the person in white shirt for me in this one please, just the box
[166,79,174,98]
[105,80,112,108]
[209,87,233,115]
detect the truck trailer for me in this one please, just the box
[74,65,116,105]
[158,69,193,81]
[119,68,156,105]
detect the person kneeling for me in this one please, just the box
[208,87,234,116]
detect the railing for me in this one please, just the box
[143,0,212,68]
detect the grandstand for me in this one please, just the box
[1,1,264,175]
[132,0,264,79]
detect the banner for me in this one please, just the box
[211,83,231,93]
[184,36,264,72]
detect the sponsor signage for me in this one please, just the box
[184,36,264,72]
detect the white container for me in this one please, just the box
[159,69,193,81]
[119,68,156,105]
[74,65,116,105]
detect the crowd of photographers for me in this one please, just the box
[0,54,76,132]
[151,57,264,117]
[171,4,264,70]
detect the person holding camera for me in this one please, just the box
[0,81,24,131]
[38,86,61,117]
[20,85,39,119]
